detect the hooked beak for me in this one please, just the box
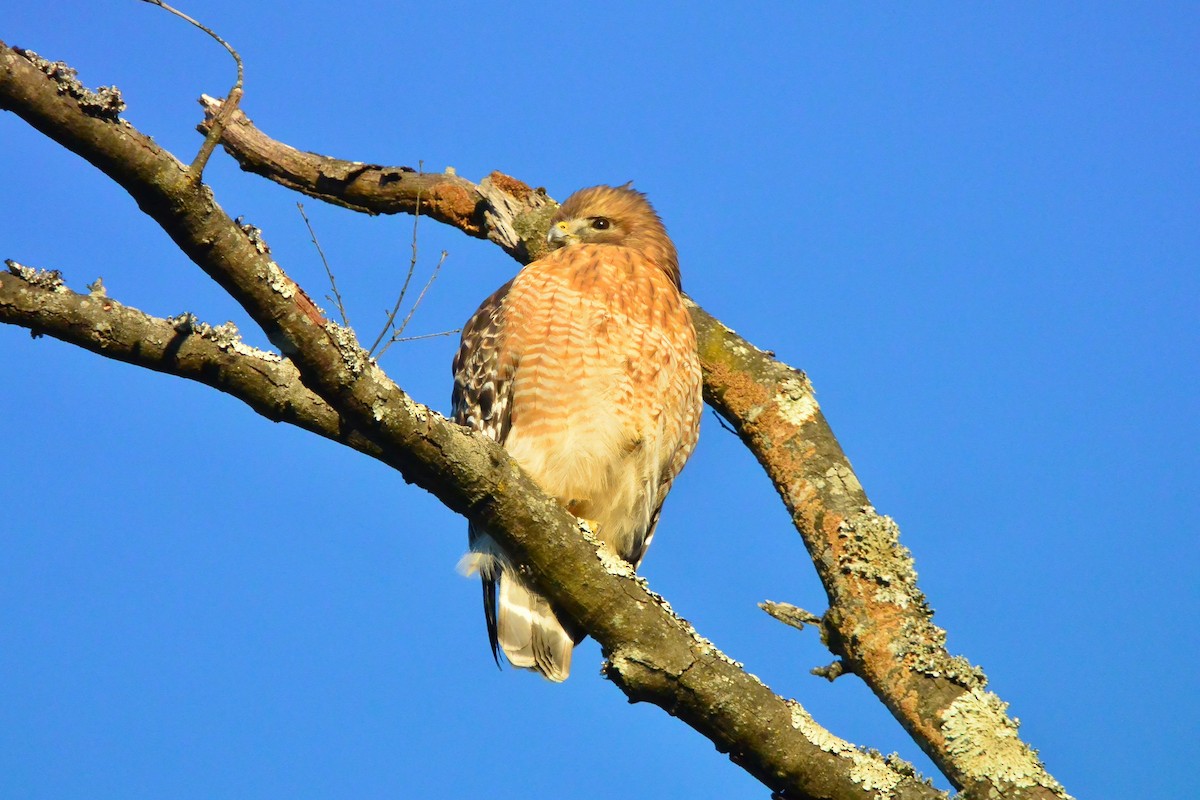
[547,220,575,247]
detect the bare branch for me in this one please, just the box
[690,305,1068,798]
[385,329,461,344]
[0,260,386,459]
[760,600,822,631]
[369,166,425,357]
[197,95,558,262]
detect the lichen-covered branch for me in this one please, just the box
[690,307,1068,799]
[0,260,384,459]
[0,41,944,800]
[192,87,1070,800]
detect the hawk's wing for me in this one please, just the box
[452,279,515,443]
[451,279,516,666]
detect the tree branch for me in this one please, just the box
[0,259,382,458]
[191,92,1069,799]
[196,95,558,264]
[691,306,1070,798]
[1,41,947,800]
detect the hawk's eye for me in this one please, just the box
[591,217,611,230]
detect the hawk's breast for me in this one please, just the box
[497,244,700,560]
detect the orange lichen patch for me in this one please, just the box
[485,170,534,201]
[749,393,810,446]
[696,349,771,416]
[697,339,842,558]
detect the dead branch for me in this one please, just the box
[197,95,558,264]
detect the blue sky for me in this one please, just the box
[2,3,1196,798]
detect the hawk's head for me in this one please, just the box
[547,184,681,288]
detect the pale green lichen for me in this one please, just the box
[837,511,923,608]
[18,48,125,121]
[773,375,820,428]
[511,204,559,261]
[394,389,430,425]
[583,524,638,579]
[324,320,367,376]
[168,313,282,362]
[896,616,985,686]
[942,687,1073,798]
[238,219,272,255]
[819,461,866,504]
[789,700,839,748]
[371,388,432,426]
[838,508,989,687]
[263,261,295,299]
[787,701,915,797]
[6,259,67,292]
[370,396,389,423]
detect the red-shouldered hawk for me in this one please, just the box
[453,185,702,681]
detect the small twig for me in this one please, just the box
[296,203,349,327]
[368,162,424,356]
[367,161,453,360]
[395,251,446,337]
[759,600,821,631]
[375,250,449,360]
[385,329,462,344]
[812,661,849,682]
[761,601,851,681]
[140,0,243,186]
[710,407,738,435]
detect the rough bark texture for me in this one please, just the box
[1,40,1071,800]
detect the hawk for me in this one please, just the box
[452,185,702,681]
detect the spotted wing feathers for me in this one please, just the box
[452,280,514,443]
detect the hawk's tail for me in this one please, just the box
[459,539,577,681]
[495,572,574,682]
